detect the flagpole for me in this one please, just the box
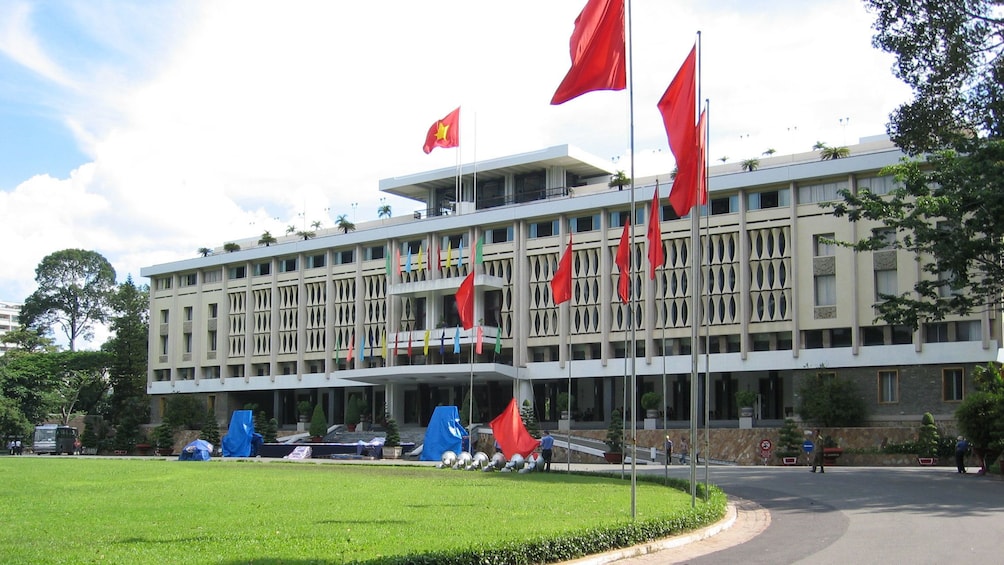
[567,340,572,472]
[688,30,702,508]
[625,0,638,519]
[469,327,475,434]
[702,98,711,499]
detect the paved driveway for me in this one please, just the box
[631,465,1004,564]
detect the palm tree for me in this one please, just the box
[311,220,322,230]
[812,140,827,151]
[741,158,760,172]
[223,242,241,253]
[718,156,729,163]
[378,204,392,219]
[819,145,850,160]
[608,170,631,190]
[286,225,296,235]
[258,231,277,247]
[762,148,776,157]
[336,214,356,234]
[197,247,212,257]
[296,230,316,241]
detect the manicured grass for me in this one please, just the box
[0,457,722,564]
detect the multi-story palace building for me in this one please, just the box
[0,301,21,355]
[141,136,996,429]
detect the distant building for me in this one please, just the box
[0,301,22,355]
[141,137,997,429]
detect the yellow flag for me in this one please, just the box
[416,245,424,272]
[446,241,453,268]
[423,329,431,355]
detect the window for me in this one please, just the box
[747,189,790,210]
[336,249,355,264]
[610,210,631,228]
[208,330,217,352]
[254,262,271,276]
[487,226,513,244]
[862,326,885,346]
[160,310,169,324]
[798,180,846,204]
[208,303,218,318]
[529,220,557,238]
[184,306,193,321]
[661,204,681,221]
[873,228,896,249]
[830,327,852,347]
[891,325,913,344]
[156,277,172,290]
[203,269,222,283]
[803,330,824,349]
[307,254,326,269]
[813,233,835,257]
[709,195,738,215]
[444,233,465,249]
[925,323,950,343]
[878,370,899,403]
[875,269,897,302]
[814,274,836,306]
[366,246,385,261]
[279,257,297,273]
[228,265,246,279]
[943,368,964,402]
[957,320,980,341]
[160,335,168,356]
[180,273,197,287]
[858,175,896,196]
[571,214,598,233]
[183,333,192,354]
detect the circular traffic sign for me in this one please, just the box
[759,439,772,452]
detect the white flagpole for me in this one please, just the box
[689,30,703,508]
[626,0,639,520]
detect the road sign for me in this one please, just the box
[759,438,772,458]
[803,439,815,453]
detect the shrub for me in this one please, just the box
[797,372,868,427]
[384,414,400,447]
[917,412,940,457]
[521,399,541,439]
[777,418,802,457]
[163,395,206,430]
[735,390,757,408]
[154,423,175,450]
[605,410,624,453]
[640,392,661,411]
[309,404,328,438]
[200,413,221,449]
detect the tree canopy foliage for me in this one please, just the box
[101,276,149,426]
[830,1,1004,328]
[797,373,869,427]
[20,249,116,350]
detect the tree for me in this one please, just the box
[955,363,1004,472]
[917,412,940,458]
[762,148,777,157]
[197,247,212,257]
[200,411,221,449]
[286,225,296,235]
[223,243,241,253]
[163,395,206,430]
[101,277,149,426]
[311,220,323,230]
[0,327,55,353]
[45,351,111,425]
[296,230,316,241]
[258,231,277,247]
[0,395,32,444]
[740,158,760,171]
[608,170,631,190]
[336,215,356,234]
[309,404,328,438]
[20,249,116,351]
[378,204,392,219]
[520,399,540,440]
[797,372,869,427]
[828,1,1004,329]
[819,145,850,160]
[812,140,827,150]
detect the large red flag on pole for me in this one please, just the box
[646,182,665,279]
[489,398,541,458]
[455,271,475,330]
[550,0,626,105]
[422,107,460,154]
[615,219,631,304]
[658,45,704,217]
[551,235,574,305]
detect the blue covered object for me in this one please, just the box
[420,406,469,461]
[222,410,255,457]
[178,439,212,461]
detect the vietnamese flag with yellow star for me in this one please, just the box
[422,107,460,153]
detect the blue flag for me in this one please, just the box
[440,330,446,355]
[454,326,461,354]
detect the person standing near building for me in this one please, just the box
[665,435,673,465]
[810,429,825,473]
[540,430,554,472]
[955,436,970,473]
[679,436,689,464]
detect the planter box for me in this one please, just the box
[643,418,657,430]
[603,452,624,464]
[383,446,403,459]
[917,456,938,466]
[781,456,799,466]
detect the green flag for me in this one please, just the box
[475,235,484,265]
[494,327,502,354]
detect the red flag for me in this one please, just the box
[647,182,665,279]
[407,331,412,358]
[551,0,626,105]
[394,247,401,276]
[456,272,475,330]
[423,107,460,154]
[696,109,708,206]
[551,235,573,305]
[658,45,704,217]
[489,398,541,458]
[347,333,355,363]
[615,219,631,304]
[476,326,484,354]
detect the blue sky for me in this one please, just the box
[0,0,911,347]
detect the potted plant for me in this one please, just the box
[297,401,312,423]
[604,409,624,464]
[822,435,843,465]
[345,395,363,432]
[154,423,175,456]
[641,392,662,418]
[916,412,940,465]
[776,418,802,465]
[383,413,402,459]
[309,404,328,442]
[608,170,631,191]
[735,390,757,418]
[557,392,573,421]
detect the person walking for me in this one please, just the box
[955,436,970,474]
[665,436,673,465]
[540,430,554,472]
[679,436,689,465]
[810,429,825,473]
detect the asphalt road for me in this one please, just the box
[630,464,1004,564]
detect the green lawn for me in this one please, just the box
[0,457,722,564]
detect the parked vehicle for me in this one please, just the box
[33,425,78,455]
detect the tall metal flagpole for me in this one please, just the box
[567,341,572,472]
[689,30,702,508]
[626,0,638,520]
[702,98,711,498]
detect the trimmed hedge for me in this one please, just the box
[357,474,727,565]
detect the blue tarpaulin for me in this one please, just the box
[419,406,469,461]
[222,410,255,457]
[178,439,212,461]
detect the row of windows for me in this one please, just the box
[819,368,965,404]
